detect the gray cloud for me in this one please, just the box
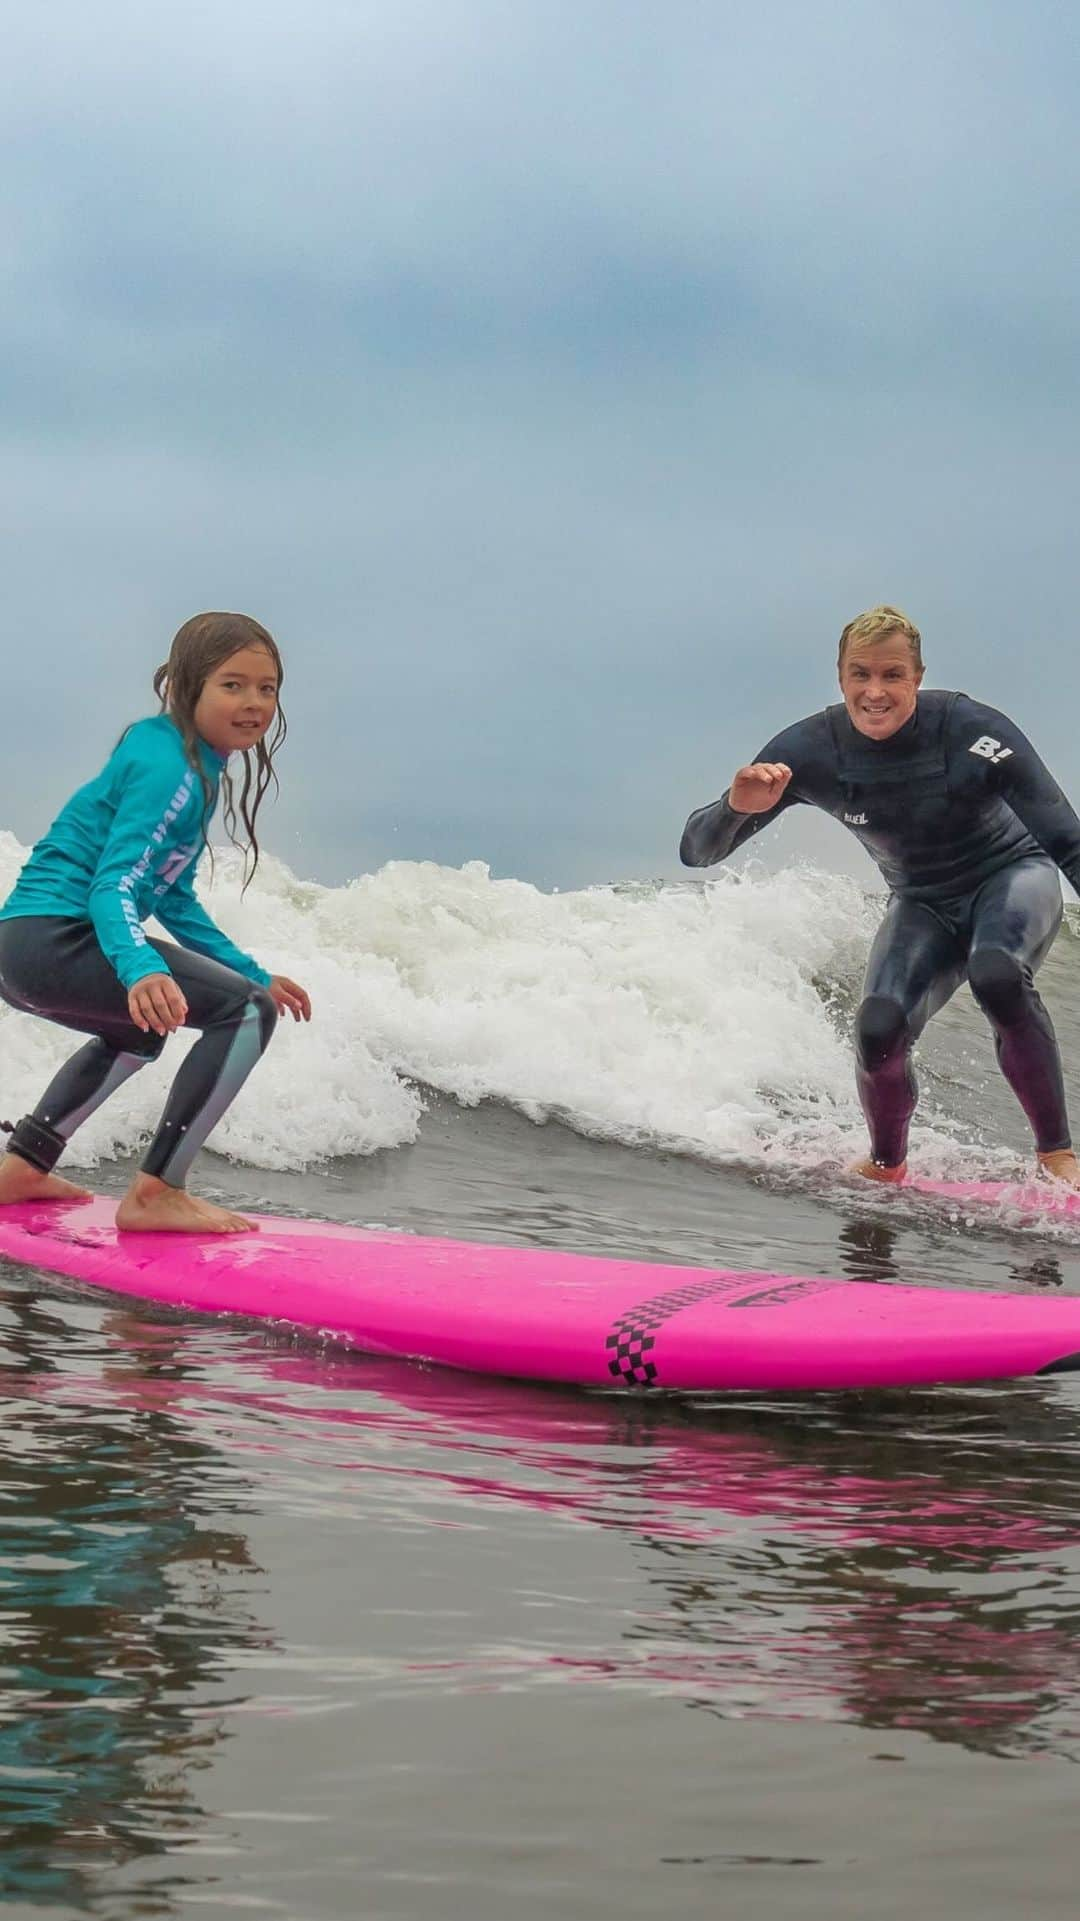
[2,1,1078,889]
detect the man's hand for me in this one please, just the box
[268,975,312,1022]
[729,763,794,815]
[128,973,188,1036]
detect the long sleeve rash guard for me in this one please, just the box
[680,692,1080,905]
[0,715,272,991]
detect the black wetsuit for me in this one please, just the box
[681,692,1080,1165]
[0,920,277,1185]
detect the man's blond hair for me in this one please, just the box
[838,605,923,672]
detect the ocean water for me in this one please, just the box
[3,840,1080,1918]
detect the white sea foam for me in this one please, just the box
[0,831,1011,1176]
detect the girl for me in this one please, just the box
[0,612,311,1234]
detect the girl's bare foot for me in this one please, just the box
[849,1157,908,1185]
[115,1174,254,1234]
[1037,1149,1080,1191]
[0,1152,90,1205]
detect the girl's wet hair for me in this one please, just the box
[153,612,286,888]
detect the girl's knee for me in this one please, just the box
[131,1032,167,1061]
[248,985,279,1052]
[209,982,278,1052]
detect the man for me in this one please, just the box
[680,605,1080,1185]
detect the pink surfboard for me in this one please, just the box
[2,1194,1080,1391]
[905,1176,1080,1218]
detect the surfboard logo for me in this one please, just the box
[843,810,869,825]
[605,1275,836,1386]
[970,735,1013,765]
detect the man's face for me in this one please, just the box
[839,634,923,740]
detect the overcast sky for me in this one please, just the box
[3,0,1078,890]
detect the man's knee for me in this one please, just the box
[855,994,910,1069]
[967,948,1027,1022]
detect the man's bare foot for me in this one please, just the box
[115,1174,254,1234]
[849,1157,908,1185]
[0,1152,90,1205]
[1037,1150,1080,1191]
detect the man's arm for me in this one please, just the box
[963,699,1080,893]
[680,754,799,868]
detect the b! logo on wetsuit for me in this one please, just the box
[969,734,1014,765]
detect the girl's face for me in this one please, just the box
[193,645,280,756]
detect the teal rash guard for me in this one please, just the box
[0,716,272,992]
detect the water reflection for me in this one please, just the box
[249,1344,1080,1759]
[838,1209,1066,1293]
[836,1215,901,1282]
[161,1334,1080,1764]
[0,1288,270,1910]
[5,1266,1080,1914]
[1008,1255,1065,1289]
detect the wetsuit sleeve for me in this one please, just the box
[961,701,1080,893]
[152,864,273,986]
[680,733,803,868]
[86,742,201,991]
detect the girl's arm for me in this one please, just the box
[88,730,271,989]
[86,745,199,989]
[151,861,272,985]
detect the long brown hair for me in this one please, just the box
[153,612,287,887]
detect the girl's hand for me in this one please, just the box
[268,975,312,1022]
[128,973,189,1035]
[729,763,794,815]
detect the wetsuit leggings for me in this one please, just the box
[0,918,277,1185]
[855,858,1068,1166]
